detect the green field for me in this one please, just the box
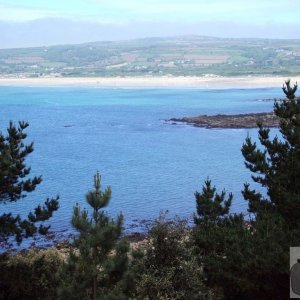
[1,36,300,77]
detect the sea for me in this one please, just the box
[0,86,282,243]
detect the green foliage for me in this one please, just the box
[0,248,63,300]
[0,121,41,201]
[0,121,59,244]
[239,79,300,297]
[132,213,208,300]
[193,181,235,264]
[194,211,289,299]
[242,80,300,225]
[194,80,300,299]
[58,172,130,300]
[194,179,232,225]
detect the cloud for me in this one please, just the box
[1,18,300,49]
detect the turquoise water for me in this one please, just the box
[0,86,281,235]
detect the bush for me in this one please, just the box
[0,248,63,300]
[132,213,209,300]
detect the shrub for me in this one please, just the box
[0,248,63,300]
[132,213,209,300]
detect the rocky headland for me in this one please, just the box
[169,112,279,129]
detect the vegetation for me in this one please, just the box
[0,248,63,300]
[131,214,208,300]
[1,36,300,77]
[242,80,300,224]
[58,172,131,300]
[193,80,300,299]
[0,121,59,243]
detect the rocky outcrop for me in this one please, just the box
[169,112,278,129]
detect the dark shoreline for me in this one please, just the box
[0,214,196,253]
[0,218,159,253]
[169,112,279,129]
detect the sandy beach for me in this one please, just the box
[0,76,296,89]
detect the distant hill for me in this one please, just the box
[1,36,300,77]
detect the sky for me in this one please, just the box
[0,0,300,48]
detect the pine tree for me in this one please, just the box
[193,179,237,298]
[193,80,300,299]
[0,121,59,244]
[242,79,300,225]
[193,179,233,265]
[194,179,232,226]
[239,79,300,297]
[58,172,130,300]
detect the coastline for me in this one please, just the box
[0,76,295,89]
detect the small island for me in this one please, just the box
[169,112,279,129]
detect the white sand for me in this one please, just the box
[0,76,296,89]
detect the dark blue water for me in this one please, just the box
[0,86,281,235]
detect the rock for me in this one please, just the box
[169,112,278,129]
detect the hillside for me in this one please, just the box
[1,36,300,78]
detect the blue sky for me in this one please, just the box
[0,0,300,48]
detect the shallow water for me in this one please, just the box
[0,86,281,236]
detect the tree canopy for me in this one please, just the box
[0,121,59,244]
[58,172,130,300]
[194,80,300,299]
